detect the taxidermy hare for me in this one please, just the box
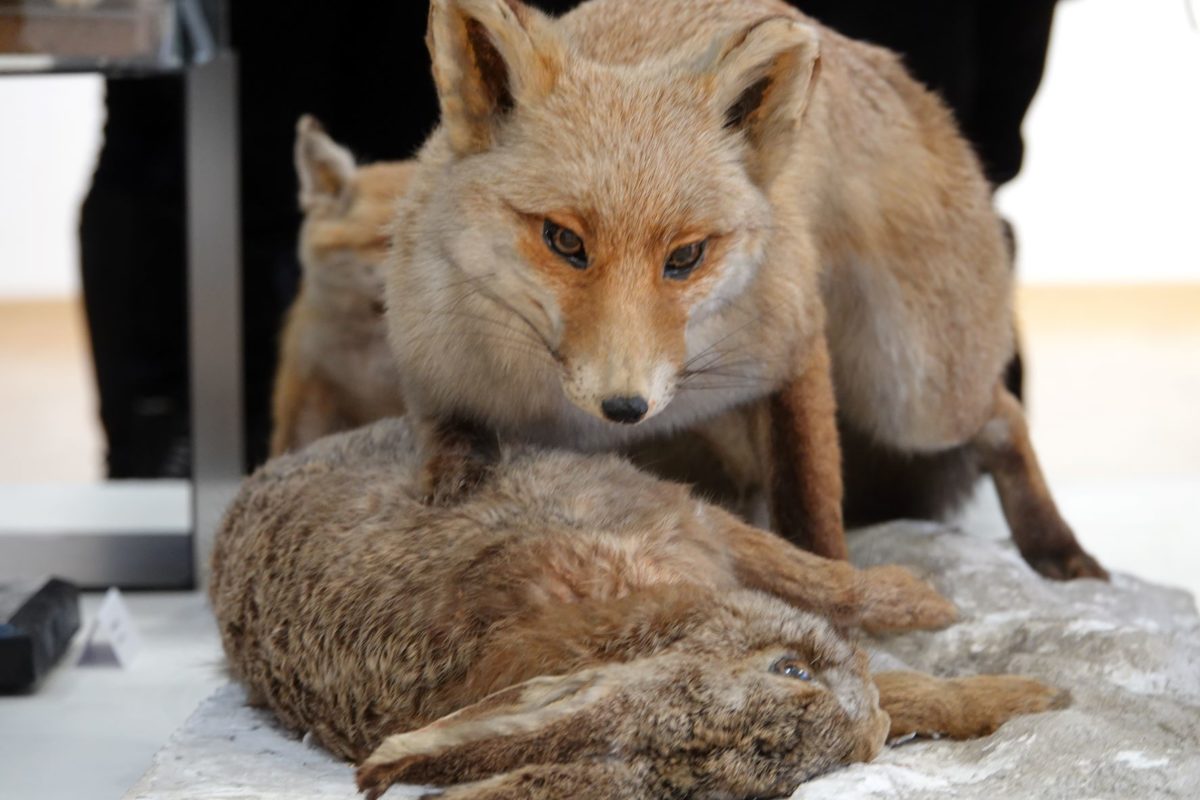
[211,420,1067,800]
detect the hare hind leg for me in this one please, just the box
[973,386,1108,580]
[874,671,1070,742]
[714,511,958,633]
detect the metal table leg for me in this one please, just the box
[186,52,243,588]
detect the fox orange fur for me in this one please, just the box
[386,0,1105,580]
[270,116,410,456]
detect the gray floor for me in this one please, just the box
[0,591,224,800]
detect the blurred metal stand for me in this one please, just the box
[186,51,242,587]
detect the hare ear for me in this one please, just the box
[427,0,562,156]
[704,17,820,186]
[295,115,356,212]
[411,762,648,800]
[356,670,616,798]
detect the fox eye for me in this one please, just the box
[664,240,708,280]
[771,657,813,682]
[543,220,588,270]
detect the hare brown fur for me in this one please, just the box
[211,420,1066,799]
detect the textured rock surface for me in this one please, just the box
[125,523,1200,800]
[804,523,1200,799]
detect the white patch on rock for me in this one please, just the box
[1064,619,1118,636]
[1114,751,1169,770]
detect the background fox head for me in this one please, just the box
[269,118,411,457]
[395,0,820,426]
[296,115,413,322]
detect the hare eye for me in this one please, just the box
[664,240,708,281]
[771,657,812,682]
[543,220,588,269]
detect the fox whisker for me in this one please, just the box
[684,315,763,373]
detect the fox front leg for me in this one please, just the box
[767,337,849,560]
[416,414,502,506]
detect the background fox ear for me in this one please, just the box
[295,115,356,212]
[707,17,821,186]
[426,0,561,156]
[356,670,615,799]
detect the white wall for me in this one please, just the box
[0,1,1196,297]
[0,75,104,300]
[998,0,1200,284]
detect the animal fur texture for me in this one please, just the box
[211,420,1067,800]
[386,0,1106,579]
[270,116,410,456]
[265,121,957,527]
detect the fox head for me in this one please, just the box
[408,0,820,425]
[295,115,414,322]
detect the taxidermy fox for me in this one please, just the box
[271,119,761,510]
[388,0,1106,580]
[270,116,410,456]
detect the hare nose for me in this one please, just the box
[601,395,649,425]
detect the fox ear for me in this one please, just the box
[707,17,821,186]
[295,115,356,212]
[427,0,561,156]
[356,670,616,799]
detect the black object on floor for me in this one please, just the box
[0,578,81,692]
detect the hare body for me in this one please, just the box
[212,420,1064,799]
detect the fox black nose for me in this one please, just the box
[601,395,649,425]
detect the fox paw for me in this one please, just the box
[1026,548,1109,582]
[420,456,493,506]
[418,418,501,507]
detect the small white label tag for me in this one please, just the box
[78,587,143,668]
